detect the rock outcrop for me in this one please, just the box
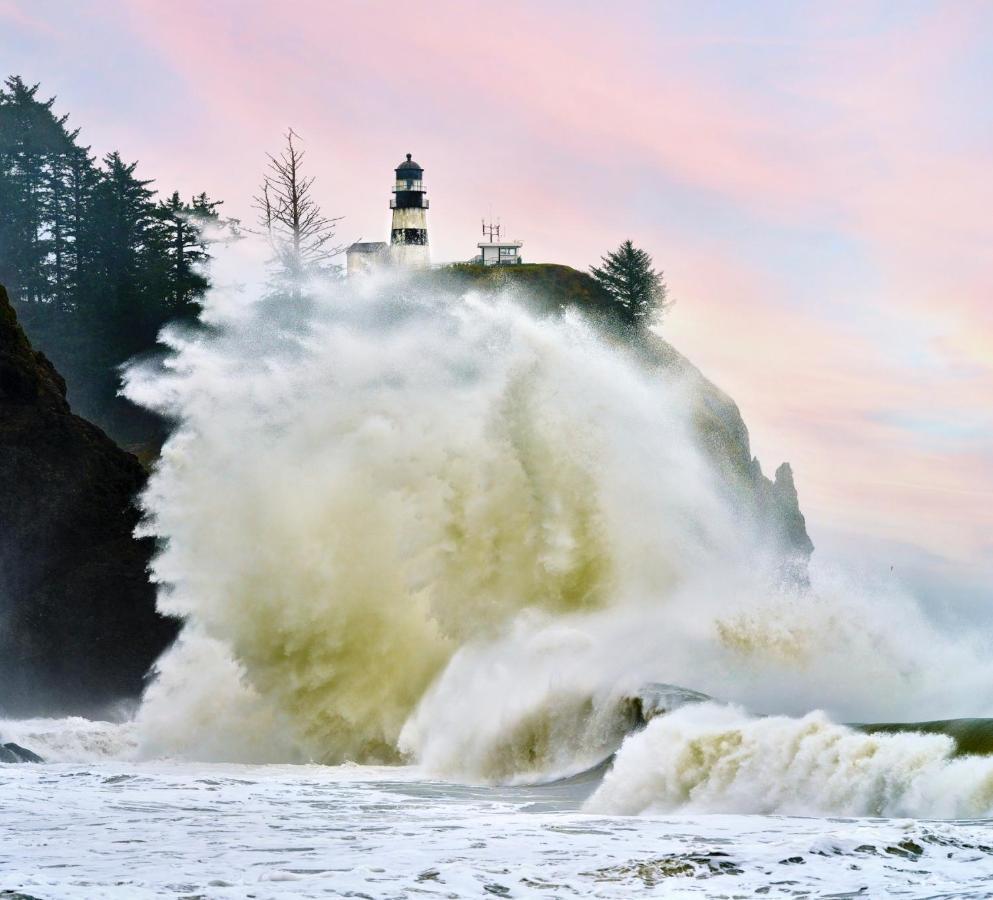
[0,742,43,763]
[0,284,178,716]
[649,337,815,570]
[625,683,714,726]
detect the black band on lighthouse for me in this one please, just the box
[391,228,427,245]
[393,190,426,209]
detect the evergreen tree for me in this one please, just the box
[0,76,75,302]
[88,152,157,323]
[0,75,222,445]
[153,190,221,317]
[589,240,671,328]
[64,143,100,311]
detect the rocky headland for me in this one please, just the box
[0,283,177,716]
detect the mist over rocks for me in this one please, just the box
[0,283,178,717]
[133,264,824,769]
[0,256,812,739]
[638,338,812,569]
[434,263,814,571]
[669,349,813,569]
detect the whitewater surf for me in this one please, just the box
[5,268,993,897]
[119,269,993,781]
[6,708,993,897]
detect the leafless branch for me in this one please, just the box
[252,129,345,283]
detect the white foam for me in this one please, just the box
[120,257,993,797]
[4,759,993,897]
[0,716,136,763]
[588,702,993,818]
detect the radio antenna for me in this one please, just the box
[482,219,502,242]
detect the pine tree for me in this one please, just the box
[589,240,671,328]
[0,76,75,302]
[87,152,158,332]
[65,143,100,312]
[0,75,223,445]
[153,190,221,317]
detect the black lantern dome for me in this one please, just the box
[395,153,423,175]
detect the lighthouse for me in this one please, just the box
[390,153,429,268]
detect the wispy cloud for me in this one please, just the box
[2,0,990,588]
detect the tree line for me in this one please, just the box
[0,76,225,445]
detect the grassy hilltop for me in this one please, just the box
[429,263,619,319]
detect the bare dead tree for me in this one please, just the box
[253,129,343,287]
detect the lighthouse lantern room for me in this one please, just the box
[389,153,430,268]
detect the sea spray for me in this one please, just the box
[125,265,993,796]
[126,271,741,763]
[0,717,137,763]
[399,564,993,783]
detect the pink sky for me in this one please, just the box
[3,0,991,599]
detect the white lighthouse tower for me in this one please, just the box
[389,153,429,268]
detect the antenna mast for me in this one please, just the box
[482,218,502,243]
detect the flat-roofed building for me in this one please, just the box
[476,239,523,266]
[346,241,389,275]
[475,220,523,266]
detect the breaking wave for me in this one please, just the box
[119,265,993,817]
[587,703,993,818]
[0,717,136,763]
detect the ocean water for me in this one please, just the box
[3,717,993,899]
[6,269,992,897]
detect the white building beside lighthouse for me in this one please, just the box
[389,153,429,268]
[474,220,523,266]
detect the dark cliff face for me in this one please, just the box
[654,337,815,569]
[626,332,814,578]
[0,284,178,716]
